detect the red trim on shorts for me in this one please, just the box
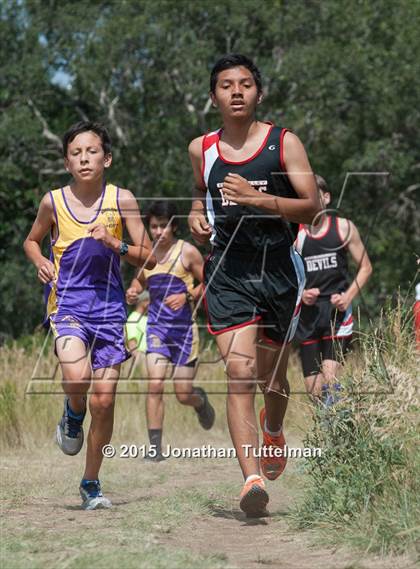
[321,334,353,341]
[301,338,321,346]
[259,329,287,347]
[207,315,262,336]
[216,123,273,165]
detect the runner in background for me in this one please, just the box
[295,175,372,403]
[126,201,215,462]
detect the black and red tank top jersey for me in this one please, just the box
[201,124,298,252]
[295,216,350,298]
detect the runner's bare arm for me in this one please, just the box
[182,241,205,301]
[23,194,56,284]
[188,137,212,244]
[342,219,373,301]
[222,132,321,224]
[89,189,156,269]
[126,272,147,305]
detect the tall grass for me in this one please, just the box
[293,299,419,555]
[0,331,310,450]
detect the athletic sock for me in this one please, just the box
[264,419,282,437]
[148,429,162,455]
[245,474,263,484]
[67,399,86,420]
[81,478,99,485]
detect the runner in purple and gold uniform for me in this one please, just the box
[24,121,156,509]
[126,201,215,461]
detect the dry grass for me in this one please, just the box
[293,300,419,555]
[0,332,312,450]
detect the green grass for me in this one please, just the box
[1,452,230,569]
[291,299,420,555]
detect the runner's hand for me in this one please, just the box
[302,288,320,305]
[89,223,116,248]
[330,292,351,312]
[188,211,212,245]
[164,293,186,311]
[126,286,140,305]
[36,258,56,284]
[222,173,258,206]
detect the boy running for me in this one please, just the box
[295,175,372,401]
[23,121,155,509]
[188,54,321,516]
[126,201,215,461]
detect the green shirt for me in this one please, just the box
[125,311,148,353]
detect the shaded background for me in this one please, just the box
[1,0,419,339]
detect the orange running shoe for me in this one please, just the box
[259,407,287,480]
[239,476,269,518]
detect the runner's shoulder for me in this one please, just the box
[336,217,356,244]
[188,135,205,159]
[38,192,55,219]
[118,188,140,212]
[182,239,201,255]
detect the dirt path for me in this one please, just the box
[1,436,416,569]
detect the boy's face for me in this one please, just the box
[211,66,261,119]
[64,131,112,183]
[149,216,175,246]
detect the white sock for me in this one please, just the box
[264,419,282,437]
[245,474,263,484]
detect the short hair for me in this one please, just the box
[146,201,178,230]
[210,53,262,94]
[315,174,331,196]
[62,121,112,157]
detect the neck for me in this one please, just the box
[70,179,104,200]
[309,214,329,233]
[155,238,176,255]
[221,116,259,145]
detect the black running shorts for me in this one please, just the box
[297,299,353,377]
[203,245,305,344]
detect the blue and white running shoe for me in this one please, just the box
[79,479,112,510]
[56,396,86,456]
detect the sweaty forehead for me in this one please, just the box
[217,66,255,83]
[68,131,102,149]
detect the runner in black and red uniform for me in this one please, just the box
[188,54,321,517]
[295,175,372,402]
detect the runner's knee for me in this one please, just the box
[226,361,256,393]
[89,393,115,417]
[61,374,90,394]
[148,379,164,396]
[175,390,192,405]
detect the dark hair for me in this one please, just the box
[210,53,262,94]
[146,201,178,231]
[315,174,331,196]
[62,121,112,157]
